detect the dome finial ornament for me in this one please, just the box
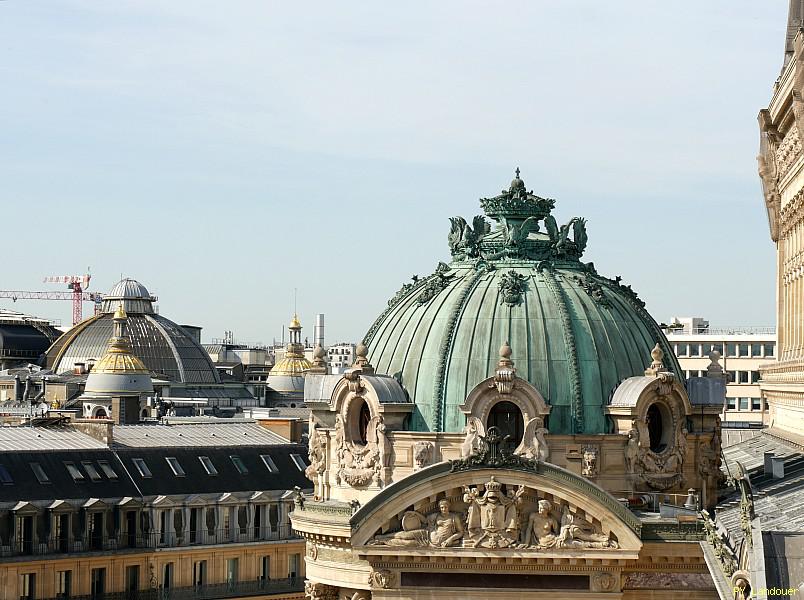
[707,349,725,379]
[492,341,516,394]
[354,342,374,374]
[307,344,329,374]
[509,167,526,192]
[644,343,666,376]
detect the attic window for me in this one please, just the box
[0,464,13,485]
[30,463,50,484]
[199,456,218,476]
[131,458,152,478]
[82,462,102,482]
[64,462,84,482]
[165,457,186,477]
[260,455,279,473]
[98,461,118,480]
[230,456,248,475]
[289,454,306,472]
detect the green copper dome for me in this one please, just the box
[363,170,680,435]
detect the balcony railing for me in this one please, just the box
[3,526,300,558]
[37,577,304,600]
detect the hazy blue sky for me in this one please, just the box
[0,1,788,344]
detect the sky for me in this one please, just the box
[0,1,789,345]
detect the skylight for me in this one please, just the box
[199,456,218,476]
[260,455,278,474]
[30,463,49,484]
[165,457,186,477]
[0,464,13,485]
[230,455,248,475]
[289,454,306,472]
[131,458,152,478]
[97,461,118,480]
[64,462,84,482]
[82,462,102,482]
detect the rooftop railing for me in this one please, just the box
[665,327,776,336]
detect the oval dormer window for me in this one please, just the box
[487,400,524,447]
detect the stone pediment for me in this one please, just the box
[350,460,642,558]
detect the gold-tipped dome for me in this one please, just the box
[92,303,149,375]
[267,313,312,392]
[83,303,153,397]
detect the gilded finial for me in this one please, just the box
[113,302,127,320]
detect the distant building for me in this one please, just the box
[204,343,272,402]
[666,317,776,424]
[45,278,256,408]
[326,343,355,375]
[0,310,60,371]
[266,315,311,399]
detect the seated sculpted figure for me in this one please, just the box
[372,499,464,548]
[522,499,560,548]
[557,509,618,549]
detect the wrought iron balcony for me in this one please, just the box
[35,577,304,600]
[3,526,301,559]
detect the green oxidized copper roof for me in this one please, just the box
[363,170,680,435]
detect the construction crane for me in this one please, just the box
[0,273,103,326]
[0,291,103,326]
[43,274,92,325]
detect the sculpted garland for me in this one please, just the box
[368,475,618,550]
[333,413,392,488]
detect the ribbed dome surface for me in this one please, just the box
[47,313,220,384]
[362,172,680,435]
[101,278,156,314]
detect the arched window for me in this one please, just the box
[487,401,524,447]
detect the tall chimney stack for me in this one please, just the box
[315,313,325,349]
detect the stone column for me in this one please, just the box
[181,507,190,546]
[246,504,255,542]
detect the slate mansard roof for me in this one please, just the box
[0,425,310,504]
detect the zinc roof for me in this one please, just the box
[0,426,107,451]
[111,422,289,448]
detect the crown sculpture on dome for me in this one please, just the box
[447,168,588,263]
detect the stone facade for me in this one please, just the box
[292,345,722,599]
[758,14,804,438]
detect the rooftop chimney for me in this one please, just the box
[315,313,325,349]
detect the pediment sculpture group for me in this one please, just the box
[369,475,617,550]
